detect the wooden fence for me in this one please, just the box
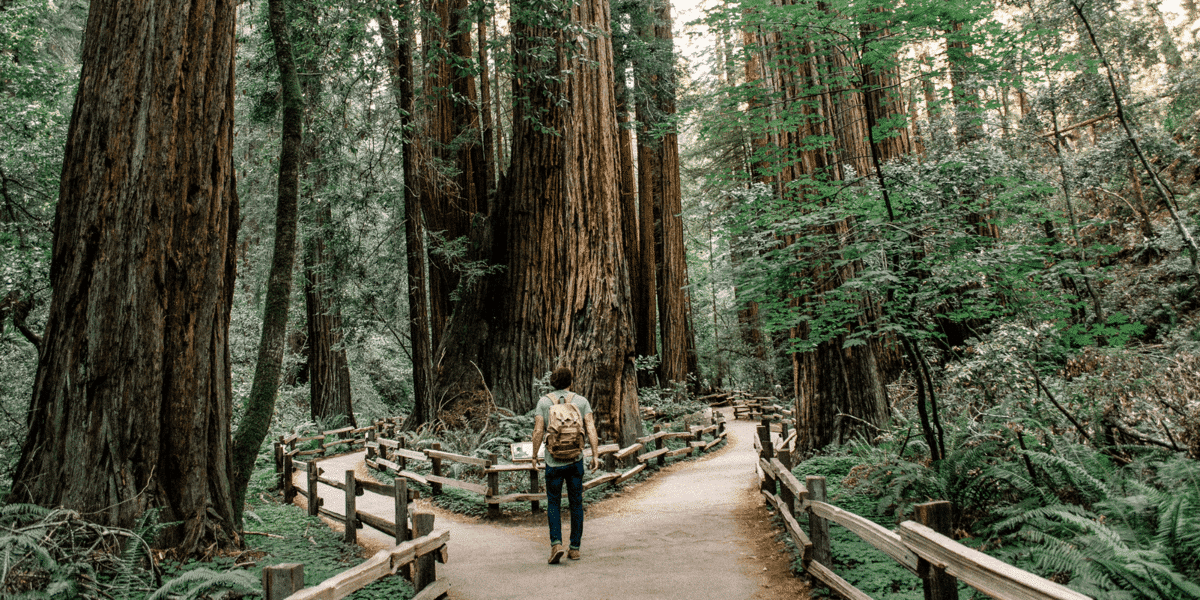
[275,413,729,524]
[363,414,728,517]
[753,422,1092,600]
[262,514,448,600]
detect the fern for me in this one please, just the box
[147,567,259,600]
[1021,449,1111,502]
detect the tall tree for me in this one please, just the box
[305,203,356,427]
[612,4,656,375]
[379,0,435,426]
[230,0,306,526]
[636,0,698,386]
[420,0,487,352]
[9,0,240,553]
[427,0,644,445]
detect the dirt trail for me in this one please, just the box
[294,408,810,600]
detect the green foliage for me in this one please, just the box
[147,568,259,600]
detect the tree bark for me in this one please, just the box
[479,14,496,192]
[231,0,304,527]
[9,0,240,554]
[638,0,696,387]
[428,0,644,445]
[305,203,355,428]
[420,0,486,351]
[615,73,652,366]
[379,0,434,427]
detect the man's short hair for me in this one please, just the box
[549,366,572,390]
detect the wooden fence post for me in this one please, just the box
[344,470,358,545]
[412,512,437,591]
[366,428,376,461]
[307,461,319,517]
[529,466,542,513]
[603,440,616,472]
[395,478,410,544]
[397,437,407,470]
[282,453,295,504]
[777,448,793,471]
[487,453,500,519]
[915,500,960,600]
[806,476,831,567]
[654,424,665,467]
[779,466,795,516]
[758,425,776,495]
[273,438,284,487]
[430,443,443,496]
[262,563,304,600]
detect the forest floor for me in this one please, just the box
[292,407,811,600]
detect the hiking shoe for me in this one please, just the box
[548,544,564,564]
[568,549,581,560]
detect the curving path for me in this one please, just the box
[293,408,810,600]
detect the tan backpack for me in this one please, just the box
[546,392,584,461]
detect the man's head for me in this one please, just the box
[549,366,572,390]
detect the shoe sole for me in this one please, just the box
[549,550,564,564]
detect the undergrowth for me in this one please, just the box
[779,384,1200,600]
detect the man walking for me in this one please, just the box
[531,366,600,564]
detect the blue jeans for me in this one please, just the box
[545,460,584,549]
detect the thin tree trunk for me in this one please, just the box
[479,15,496,192]
[10,0,240,554]
[616,73,651,365]
[379,0,434,426]
[231,0,304,527]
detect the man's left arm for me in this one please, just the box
[532,416,545,466]
[584,413,600,471]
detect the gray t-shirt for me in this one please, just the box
[536,389,592,468]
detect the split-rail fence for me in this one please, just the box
[744,398,1092,600]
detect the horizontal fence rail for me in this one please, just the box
[263,520,448,600]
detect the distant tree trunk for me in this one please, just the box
[429,0,644,445]
[231,0,304,526]
[379,0,434,425]
[638,0,696,387]
[479,15,496,191]
[947,22,983,145]
[760,4,892,450]
[616,73,653,366]
[736,23,769,374]
[305,203,355,428]
[9,0,240,554]
[420,0,486,351]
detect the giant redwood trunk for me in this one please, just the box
[9,0,240,553]
[420,0,486,351]
[429,0,643,445]
[638,0,697,388]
